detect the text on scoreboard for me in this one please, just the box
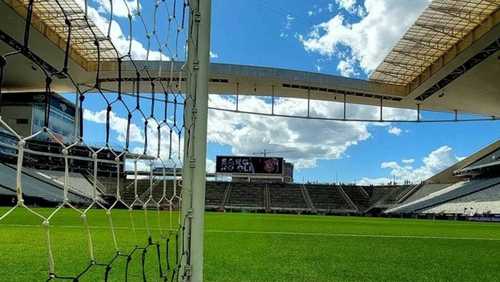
[215,156,283,175]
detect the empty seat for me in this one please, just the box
[226,182,265,208]
[268,183,307,210]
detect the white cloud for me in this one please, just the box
[328,3,334,13]
[285,14,295,29]
[207,95,415,169]
[336,0,367,17]
[210,51,219,59]
[388,126,402,136]
[83,109,143,144]
[84,96,414,171]
[335,0,358,14]
[360,146,461,184]
[402,159,414,164]
[337,57,358,77]
[280,14,295,39]
[299,0,430,74]
[78,1,167,61]
[308,5,324,16]
[83,109,182,161]
[95,0,139,18]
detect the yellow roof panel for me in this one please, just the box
[6,0,118,70]
[370,0,499,86]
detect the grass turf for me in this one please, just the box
[1,208,500,281]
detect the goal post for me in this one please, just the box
[181,0,212,281]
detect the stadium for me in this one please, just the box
[0,0,499,281]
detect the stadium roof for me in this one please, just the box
[371,0,499,88]
[0,0,499,117]
[4,0,116,70]
[427,140,500,184]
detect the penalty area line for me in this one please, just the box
[3,224,500,241]
[205,229,500,242]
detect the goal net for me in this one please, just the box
[0,0,209,281]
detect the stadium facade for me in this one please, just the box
[0,92,76,143]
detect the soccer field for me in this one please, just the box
[1,208,500,282]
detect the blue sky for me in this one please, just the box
[80,0,500,184]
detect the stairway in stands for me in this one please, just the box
[342,185,371,212]
[301,184,316,213]
[305,184,355,213]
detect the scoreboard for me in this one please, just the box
[215,156,284,175]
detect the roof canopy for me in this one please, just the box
[370,0,499,87]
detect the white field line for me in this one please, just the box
[2,223,500,241]
[205,229,500,241]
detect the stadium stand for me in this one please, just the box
[387,177,500,214]
[26,169,105,202]
[386,141,500,216]
[378,185,413,206]
[119,178,179,206]
[268,183,308,212]
[205,181,228,210]
[0,163,90,205]
[225,182,266,210]
[396,183,424,204]
[422,183,500,215]
[342,185,371,212]
[364,186,392,204]
[264,184,271,211]
[401,184,451,204]
[92,176,119,195]
[301,184,316,212]
[305,184,355,213]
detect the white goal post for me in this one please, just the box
[181,0,212,281]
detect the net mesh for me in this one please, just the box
[0,0,194,280]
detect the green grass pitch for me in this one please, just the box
[1,207,500,281]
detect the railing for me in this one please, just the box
[339,185,359,212]
[396,183,424,204]
[301,184,316,213]
[82,169,108,196]
[221,182,232,209]
[264,184,271,212]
